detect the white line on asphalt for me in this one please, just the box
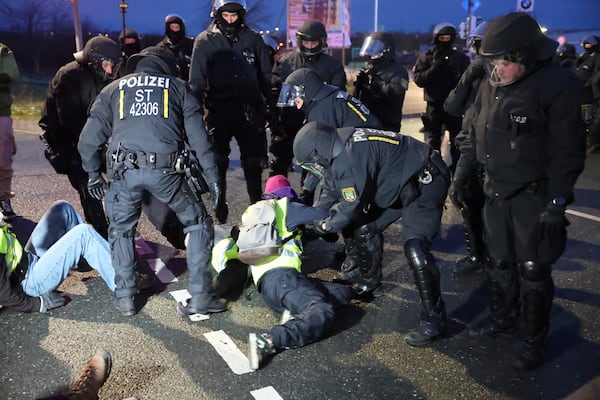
[566,209,600,223]
[204,330,253,375]
[251,386,284,400]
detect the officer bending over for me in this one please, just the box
[294,122,451,346]
[78,47,225,317]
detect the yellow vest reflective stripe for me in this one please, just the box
[210,198,303,285]
[0,226,24,274]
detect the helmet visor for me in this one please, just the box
[486,57,526,87]
[300,162,325,180]
[359,37,386,59]
[276,82,305,107]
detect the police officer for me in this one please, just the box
[572,35,600,153]
[269,19,346,177]
[157,14,194,80]
[354,32,409,132]
[39,36,122,238]
[189,0,272,220]
[452,13,587,370]
[294,121,451,346]
[78,46,225,317]
[444,21,489,274]
[117,28,143,77]
[413,22,470,168]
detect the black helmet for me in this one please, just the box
[432,22,457,45]
[74,36,122,82]
[466,21,489,54]
[119,28,142,58]
[480,13,557,64]
[581,35,599,53]
[213,0,246,37]
[277,68,324,108]
[126,46,179,76]
[293,121,344,179]
[165,14,186,44]
[296,19,327,56]
[359,32,395,60]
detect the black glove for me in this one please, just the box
[312,219,331,236]
[355,70,370,88]
[210,181,228,224]
[39,291,66,313]
[320,232,339,243]
[87,172,107,201]
[448,177,468,211]
[537,203,567,237]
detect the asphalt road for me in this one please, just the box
[1,87,599,400]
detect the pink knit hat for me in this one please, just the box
[265,175,292,194]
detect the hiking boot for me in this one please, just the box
[467,314,516,337]
[248,332,276,370]
[68,350,112,397]
[177,293,227,316]
[452,255,485,275]
[0,199,16,221]
[113,295,136,316]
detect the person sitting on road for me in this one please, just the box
[0,200,117,313]
[210,175,353,370]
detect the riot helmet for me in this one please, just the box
[126,46,180,76]
[293,121,344,179]
[213,0,246,37]
[74,36,122,82]
[165,14,186,44]
[581,35,599,53]
[432,22,457,45]
[119,28,142,58]
[481,13,557,87]
[359,32,395,61]
[466,21,489,55]
[296,19,327,56]
[277,68,324,109]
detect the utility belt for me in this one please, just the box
[107,145,177,179]
[416,150,450,185]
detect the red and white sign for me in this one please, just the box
[287,0,351,49]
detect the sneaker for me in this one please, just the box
[0,199,16,221]
[248,332,276,370]
[177,293,227,316]
[113,295,136,316]
[68,350,112,397]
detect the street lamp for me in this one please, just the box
[118,0,128,38]
[374,0,379,32]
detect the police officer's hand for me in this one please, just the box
[355,70,369,88]
[449,177,468,211]
[210,182,228,224]
[537,203,567,237]
[39,291,66,313]
[87,172,107,201]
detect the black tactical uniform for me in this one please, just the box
[39,36,122,239]
[78,47,225,317]
[572,35,600,153]
[354,32,409,132]
[269,19,346,177]
[117,29,143,77]
[294,122,450,347]
[189,0,271,217]
[443,21,489,274]
[452,13,587,370]
[157,14,194,81]
[413,22,470,167]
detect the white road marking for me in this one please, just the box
[204,330,253,375]
[169,289,209,321]
[251,386,284,400]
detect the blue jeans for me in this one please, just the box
[20,200,115,296]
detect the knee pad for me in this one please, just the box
[519,261,552,282]
[404,238,434,272]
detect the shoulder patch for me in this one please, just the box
[341,186,357,202]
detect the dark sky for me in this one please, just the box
[80,0,599,37]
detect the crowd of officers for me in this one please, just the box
[2,0,596,375]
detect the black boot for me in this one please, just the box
[334,237,360,283]
[453,230,484,274]
[513,261,553,371]
[468,261,519,336]
[403,239,446,346]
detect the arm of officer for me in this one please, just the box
[77,90,113,175]
[0,259,42,313]
[188,35,209,103]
